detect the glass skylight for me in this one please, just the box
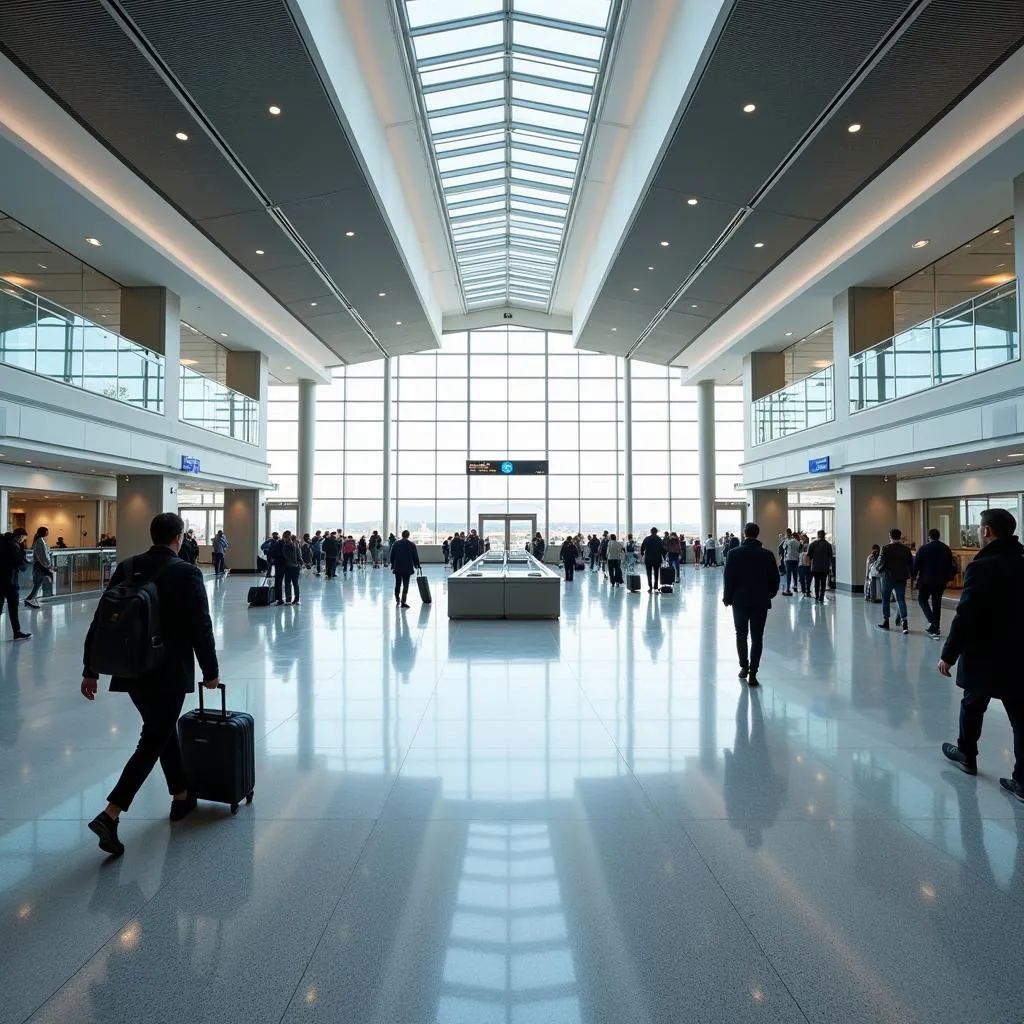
[398,1,620,311]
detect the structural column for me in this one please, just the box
[223,488,262,572]
[382,357,392,538]
[751,488,789,546]
[227,349,270,451]
[696,380,716,537]
[0,488,8,532]
[833,474,897,591]
[120,287,181,424]
[297,379,316,538]
[624,358,633,536]
[116,474,177,557]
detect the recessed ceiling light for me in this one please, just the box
[175,131,189,141]
[660,240,669,247]
[37,263,47,269]
[25,460,31,464]
[378,291,386,297]
[345,231,355,238]
[691,304,698,309]
[754,241,765,248]
[284,365,291,370]
[923,465,936,470]
[743,103,756,113]
[85,237,102,247]
[785,332,793,337]
[997,458,1002,463]
[632,287,639,292]
[611,327,617,332]
[647,265,654,271]
[992,228,1001,234]
[310,301,318,307]
[1008,453,1024,457]
[687,198,698,206]
[219,332,228,337]
[1005,241,1013,246]
[268,105,282,116]
[912,239,930,249]
[965,462,971,466]
[255,249,265,255]
[847,123,862,133]
[395,320,402,326]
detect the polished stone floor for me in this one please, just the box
[1,564,1022,1024]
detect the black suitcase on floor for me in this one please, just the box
[178,685,255,814]
[416,572,432,604]
[627,573,641,592]
[660,565,675,585]
[247,574,272,606]
[660,584,674,595]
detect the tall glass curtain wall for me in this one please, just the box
[267,331,743,541]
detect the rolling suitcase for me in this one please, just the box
[660,585,673,595]
[177,684,255,815]
[416,571,432,604]
[247,573,272,606]
[627,574,641,592]
[660,565,675,586]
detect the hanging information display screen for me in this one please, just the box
[466,460,548,476]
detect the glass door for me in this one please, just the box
[265,503,298,539]
[476,514,538,553]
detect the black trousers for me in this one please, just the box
[343,553,354,572]
[732,604,769,673]
[645,562,660,589]
[608,559,623,586]
[958,690,1024,783]
[812,570,828,601]
[394,572,412,602]
[325,557,337,578]
[563,559,575,581]
[917,583,945,630]
[452,556,463,571]
[108,689,188,811]
[281,565,300,602]
[1,584,21,634]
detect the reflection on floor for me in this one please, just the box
[1,565,1022,1024]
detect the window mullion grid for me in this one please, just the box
[503,0,513,306]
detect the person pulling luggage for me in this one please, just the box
[80,513,220,858]
[390,529,421,608]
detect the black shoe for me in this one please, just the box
[877,621,889,631]
[942,742,977,775]
[999,777,1024,803]
[12,631,31,640]
[88,812,125,857]
[275,600,285,606]
[747,674,759,687]
[169,794,197,822]
[738,667,748,680]
[401,603,410,609]
[902,622,909,635]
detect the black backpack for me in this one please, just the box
[87,557,173,678]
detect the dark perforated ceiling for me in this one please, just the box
[0,0,436,365]
[577,0,1024,364]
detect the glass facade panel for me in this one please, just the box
[267,330,742,542]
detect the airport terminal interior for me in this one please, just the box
[1,1,1024,1022]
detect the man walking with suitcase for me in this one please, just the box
[640,527,666,592]
[390,529,421,609]
[80,513,220,857]
[722,522,780,687]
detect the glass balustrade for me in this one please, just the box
[179,364,259,444]
[17,548,120,599]
[0,278,164,411]
[751,364,834,446]
[850,282,1018,413]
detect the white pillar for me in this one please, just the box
[833,474,897,590]
[382,357,392,537]
[116,474,177,557]
[0,488,8,532]
[697,380,716,537]
[297,379,316,537]
[624,358,633,536]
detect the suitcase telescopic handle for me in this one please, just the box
[198,682,227,718]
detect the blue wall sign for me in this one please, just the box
[808,456,830,474]
[181,455,201,474]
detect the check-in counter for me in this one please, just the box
[448,551,561,619]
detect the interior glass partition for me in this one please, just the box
[751,364,834,446]
[179,363,259,444]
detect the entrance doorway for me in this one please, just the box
[478,514,538,554]
[714,504,746,542]
[265,503,298,539]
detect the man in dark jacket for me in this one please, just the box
[807,530,834,604]
[322,531,340,579]
[0,529,31,640]
[875,528,914,634]
[722,523,780,686]
[639,527,666,592]
[938,507,1024,803]
[532,532,546,561]
[80,512,220,857]
[390,529,422,608]
[450,533,465,571]
[913,528,956,638]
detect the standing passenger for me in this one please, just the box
[322,531,340,579]
[560,536,579,581]
[606,533,624,588]
[451,533,465,571]
[212,529,229,575]
[0,529,31,640]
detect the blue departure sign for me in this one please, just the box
[181,455,201,474]
[466,460,548,476]
[808,456,830,474]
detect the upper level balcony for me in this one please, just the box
[750,364,834,446]
[849,281,1018,412]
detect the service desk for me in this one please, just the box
[448,551,560,620]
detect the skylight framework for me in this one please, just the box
[398,0,620,311]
